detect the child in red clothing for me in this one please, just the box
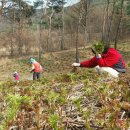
[13,72,20,82]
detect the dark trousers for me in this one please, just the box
[33,72,40,80]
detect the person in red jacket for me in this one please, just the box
[72,44,126,78]
[30,58,43,80]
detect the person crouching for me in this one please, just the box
[72,42,126,78]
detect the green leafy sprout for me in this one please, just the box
[92,41,104,54]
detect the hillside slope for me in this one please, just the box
[0,62,130,129]
[0,43,130,129]
[0,42,130,81]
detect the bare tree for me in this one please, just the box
[60,0,65,50]
[10,2,16,56]
[107,0,116,44]
[38,0,44,62]
[75,0,83,63]
[114,0,124,49]
[102,0,110,43]
[82,0,90,46]
[18,0,23,55]
[47,7,55,51]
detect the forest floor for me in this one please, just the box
[0,42,130,130]
[0,46,91,81]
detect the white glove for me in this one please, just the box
[72,63,80,67]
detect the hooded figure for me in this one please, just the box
[72,42,126,78]
[30,58,43,80]
[30,58,36,64]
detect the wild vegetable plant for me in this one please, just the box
[46,91,60,111]
[5,94,31,129]
[48,113,59,130]
[92,41,104,54]
[73,98,82,112]
[83,110,92,130]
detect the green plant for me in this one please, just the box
[83,110,92,130]
[92,41,104,54]
[48,113,59,130]
[84,87,94,96]
[127,61,130,67]
[5,94,31,128]
[73,98,82,112]
[46,91,60,109]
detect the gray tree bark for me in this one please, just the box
[114,0,124,49]
[60,0,65,50]
[75,1,82,63]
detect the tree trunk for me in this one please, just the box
[47,7,54,51]
[114,0,124,49]
[38,0,44,62]
[75,27,80,63]
[10,5,15,57]
[75,1,82,63]
[38,24,42,62]
[106,0,110,46]
[83,0,89,46]
[107,0,116,44]
[102,0,110,44]
[60,0,65,50]
[18,0,23,55]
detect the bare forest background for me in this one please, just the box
[0,0,130,61]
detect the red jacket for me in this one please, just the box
[32,62,42,72]
[80,48,126,72]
